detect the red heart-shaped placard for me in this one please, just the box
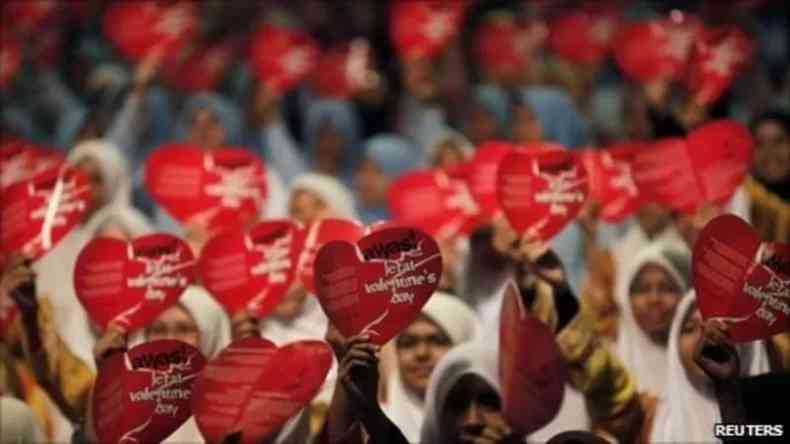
[103,1,197,62]
[314,227,442,345]
[686,26,754,106]
[198,220,305,318]
[192,337,332,444]
[296,218,365,294]
[499,280,567,435]
[580,143,642,223]
[0,165,92,260]
[461,141,515,219]
[475,16,537,78]
[93,340,206,444]
[1,139,65,190]
[144,144,268,233]
[310,39,374,99]
[74,233,196,331]
[693,215,790,341]
[497,146,588,242]
[389,169,480,241]
[250,24,319,95]
[548,9,619,65]
[161,39,238,93]
[390,0,467,61]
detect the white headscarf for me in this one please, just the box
[67,139,132,208]
[420,342,503,444]
[289,173,359,221]
[649,291,771,443]
[425,128,473,165]
[383,292,481,442]
[614,240,691,396]
[0,397,47,444]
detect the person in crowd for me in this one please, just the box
[424,128,473,171]
[0,396,47,444]
[747,110,790,243]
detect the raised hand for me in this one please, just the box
[694,319,740,383]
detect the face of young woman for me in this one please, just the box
[754,119,790,184]
[441,373,508,444]
[186,108,226,150]
[145,304,200,348]
[396,316,452,399]
[678,306,707,387]
[630,263,683,344]
[288,189,327,226]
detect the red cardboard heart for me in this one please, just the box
[161,39,238,93]
[390,0,467,61]
[296,218,365,294]
[192,337,332,444]
[388,169,480,241]
[144,144,268,233]
[250,24,319,95]
[74,233,196,331]
[314,227,442,345]
[499,280,566,435]
[548,9,619,65]
[198,220,305,318]
[0,165,92,260]
[580,144,642,223]
[475,16,534,79]
[633,120,753,213]
[0,30,21,89]
[103,1,197,62]
[93,340,206,444]
[1,139,65,190]
[693,215,790,341]
[462,141,515,219]
[497,146,588,242]
[686,26,754,106]
[310,39,373,99]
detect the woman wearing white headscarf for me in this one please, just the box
[613,241,691,396]
[424,128,473,171]
[648,292,770,443]
[381,292,480,442]
[289,172,359,225]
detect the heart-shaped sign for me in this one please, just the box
[144,144,268,233]
[74,233,196,331]
[1,139,65,190]
[103,1,198,62]
[580,143,642,223]
[198,220,305,318]
[0,165,92,260]
[389,169,480,241]
[499,280,567,435]
[633,120,753,214]
[192,336,333,444]
[686,26,754,106]
[93,339,206,444]
[390,0,467,61]
[0,30,21,89]
[296,218,365,294]
[310,39,374,99]
[461,141,515,219]
[314,227,442,345]
[693,215,790,341]
[497,146,588,242]
[250,24,319,95]
[475,16,537,78]
[548,9,620,65]
[161,39,238,93]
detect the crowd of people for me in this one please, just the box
[1,0,789,443]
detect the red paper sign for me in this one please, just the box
[475,17,537,78]
[310,39,373,99]
[548,10,619,65]
[250,24,319,95]
[686,26,754,105]
[499,281,566,435]
[390,0,466,61]
[580,144,642,223]
[144,144,268,233]
[0,30,21,89]
[74,233,196,331]
[388,169,480,241]
[103,1,197,62]
[198,220,305,318]
[1,140,65,190]
[314,227,442,345]
[693,215,790,341]
[461,141,515,219]
[296,218,365,294]
[497,146,588,242]
[161,40,238,93]
[93,340,206,444]
[0,165,92,260]
[633,120,753,214]
[192,337,332,444]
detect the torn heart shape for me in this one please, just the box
[144,144,268,233]
[74,233,196,331]
[498,280,567,436]
[497,147,588,242]
[198,220,305,318]
[313,227,443,345]
[0,164,93,260]
[693,214,790,342]
[295,218,365,294]
[191,337,333,444]
[93,340,206,444]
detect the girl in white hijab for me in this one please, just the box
[649,292,771,442]
[613,240,691,396]
[381,292,480,442]
[288,172,359,224]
